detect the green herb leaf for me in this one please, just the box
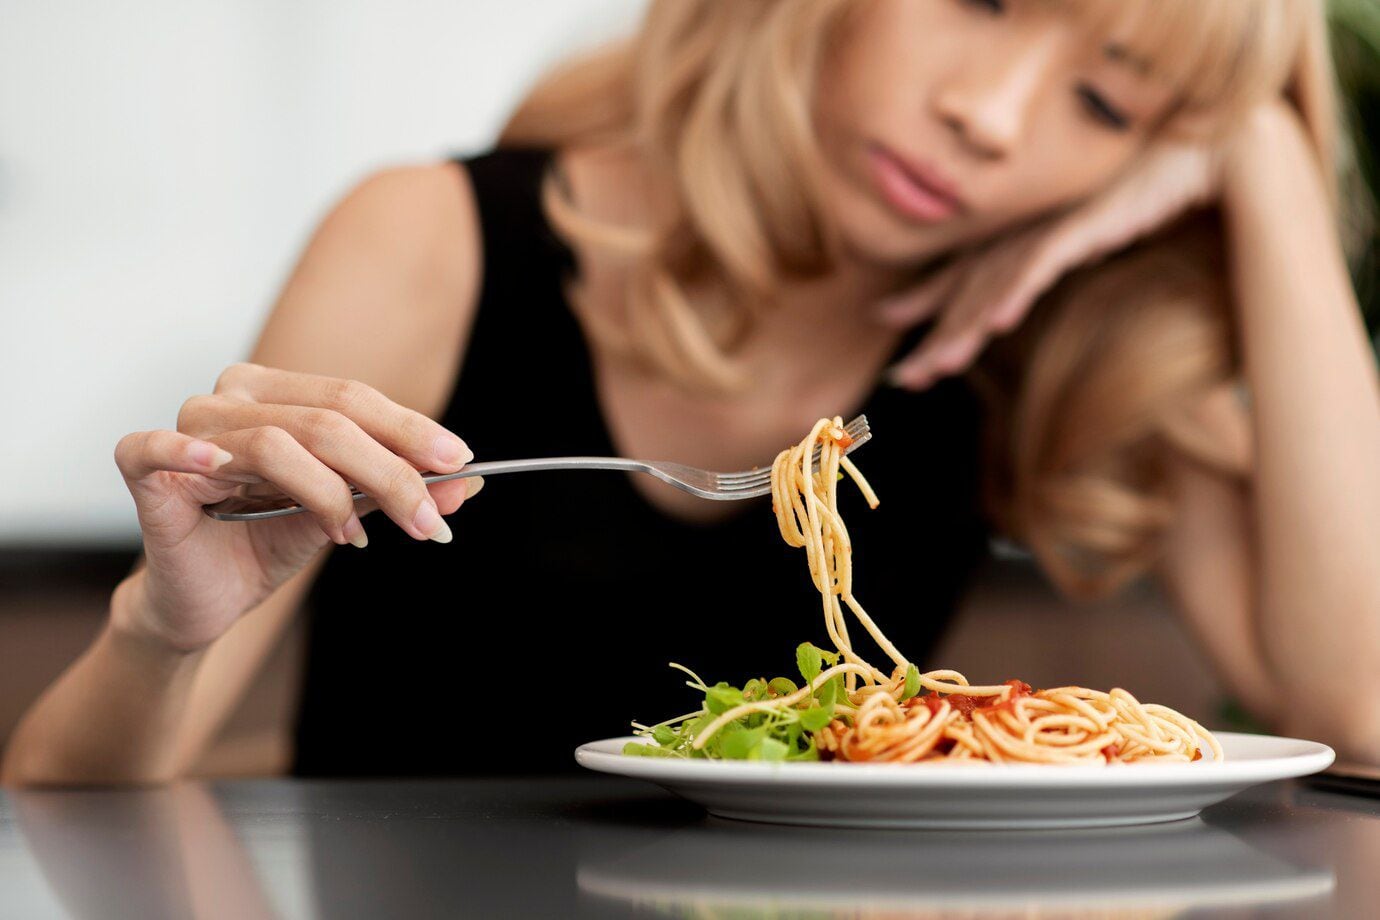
[800,705,834,732]
[623,742,677,758]
[754,737,789,761]
[705,683,744,715]
[768,677,798,697]
[816,675,841,710]
[784,721,804,746]
[796,643,821,684]
[720,725,767,759]
[901,663,921,701]
[652,725,678,746]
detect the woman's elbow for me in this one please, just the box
[1278,672,1380,767]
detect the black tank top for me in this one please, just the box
[293,148,988,776]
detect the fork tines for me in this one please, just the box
[713,415,870,493]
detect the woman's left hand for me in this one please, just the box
[879,141,1222,390]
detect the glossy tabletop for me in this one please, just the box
[0,775,1376,919]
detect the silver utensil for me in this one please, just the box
[202,415,871,522]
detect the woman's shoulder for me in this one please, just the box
[330,161,482,285]
[253,161,483,418]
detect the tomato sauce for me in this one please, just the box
[974,680,1035,719]
[915,680,1034,719]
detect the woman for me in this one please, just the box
[5,0,1378,782]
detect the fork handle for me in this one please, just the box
[202,457,645,522]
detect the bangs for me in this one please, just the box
[1060,0,1306,120]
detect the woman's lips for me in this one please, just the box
[866,144,965,224]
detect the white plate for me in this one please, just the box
[574,732,1334,829]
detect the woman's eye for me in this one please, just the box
[962,0,1007,14]
[1076,85,1131,131]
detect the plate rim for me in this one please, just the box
[575,731,1335,788]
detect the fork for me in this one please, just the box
[202,415,871,521]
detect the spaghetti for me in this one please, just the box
[628,417,1222,765]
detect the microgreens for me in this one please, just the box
[624,648,850,761]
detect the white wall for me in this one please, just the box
[0,0,646,546]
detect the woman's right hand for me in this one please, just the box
[112,362,478,653]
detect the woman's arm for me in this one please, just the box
[2,163,484,785]
[11,765,280,919]
[1163,105,1380,762]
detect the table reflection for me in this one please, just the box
[575,812,1336,920]
[3,779,1373,919]
[8,784,279,920]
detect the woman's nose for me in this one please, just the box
[932,37,1062,161]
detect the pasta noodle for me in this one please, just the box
[632,417,1222,765]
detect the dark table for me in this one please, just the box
[0,776,1376,919]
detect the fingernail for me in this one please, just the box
[465,476,485,499]
[880,300,922,327]
[934,341,973,372]
[885,362,923,389]
[342,515,368,549]
[189,441,233,469]
[432,434,473,469]
[413,500,452,544]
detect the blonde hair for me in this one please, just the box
[502,0,1353,598]
[973,216,1242,596]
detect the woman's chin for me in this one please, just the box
[826,192,969,269]
[835,219,957,271]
